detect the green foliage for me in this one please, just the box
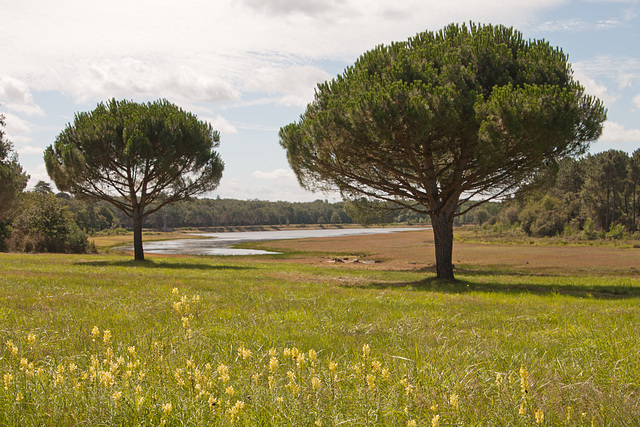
[0,113,29,245]
[606,223,626,240]
[7,192,89,253]
[280,22,606,279]
[45,99,224,260]
[496,150,640,239]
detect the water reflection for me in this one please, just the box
[116,227,428,256]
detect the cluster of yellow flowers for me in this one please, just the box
[0,288,560,425]
[171,287,201,340]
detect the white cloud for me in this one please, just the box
[0,75,33,104]
[25,163,50,189]
[596,18,622,29]
[203,115,238,135]
[1,112,31,136]
[0,0,569,105]
[214,175,336,202]
[18,145,44,155]
[537,19,587,32]
[245,66,331,107]
[6,103,45,117]
[633,93,640,109]
[253,168,296,180]
[574,56,640,90]
[601,121,640,143]
[239,0,342,17]
[571,68,618,105]
[50,59,240,104]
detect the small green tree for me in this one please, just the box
[9,191,88,253]
[45,99,224,260]
[280,23,606,279]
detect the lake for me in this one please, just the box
[119,227,429,256]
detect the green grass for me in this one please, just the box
[1,252,639,425]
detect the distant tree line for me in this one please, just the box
[490,149,640,239]
[1,183,449,253]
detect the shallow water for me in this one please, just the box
[117,227,429,256]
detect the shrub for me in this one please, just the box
[8,192,89,253]
[606,223,626,240]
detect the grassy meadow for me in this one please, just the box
[1,229,640,425]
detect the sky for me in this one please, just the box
[1,0,639,202]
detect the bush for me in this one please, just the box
[8,192,89,253]
[606,223,626,240]
[581,219,597,240]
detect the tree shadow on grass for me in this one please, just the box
[75,259,254,271]
[360,268,640,300]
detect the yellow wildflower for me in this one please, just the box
[381,368,390,380]
[172,287,179,296]
[408,420,417,427]
[5,340,18,357]
[226,400,245,422]
[103,330,111,345]
[91,326,100,341]
[311,376,321,391]
[16,392,23,403]
[535,409,545,425]
[3,373,13,390]
[296,352,305,368]
[431,414,440,427]
[269,356,278,372]
[226,385,235,396]
[362,344,370,359]
[286,381,300,395]
[450,393,459,410]
[162,402,172,415]
[208,395,219,409]
[27,333,36,345]
[520,366,529,396]
[366,374,376,390]
[217,364,230,383]
[329,361,337,372]
[112,391,122,406]
[238,346,252,360]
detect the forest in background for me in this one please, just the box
[485,149,640,239]
[3,148,640,253]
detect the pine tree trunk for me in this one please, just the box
[431,211,455,280]
[133,208,144,261]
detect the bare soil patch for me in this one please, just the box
[250,229,640,277]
